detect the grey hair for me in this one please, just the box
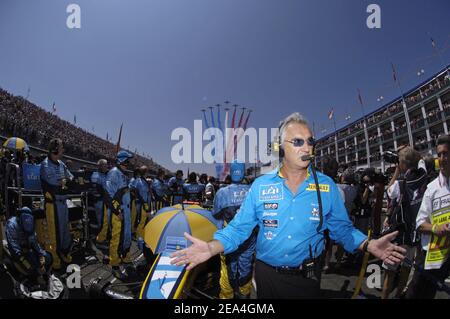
[97,159,108,166]
[279,112,312,143]
[398,146,421,170]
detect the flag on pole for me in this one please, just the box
[115,123,123,153]
[391,63,397,82]
[357,89,364,106]
[328,108,334,120]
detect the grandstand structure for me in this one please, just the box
[0,88,170,175]
[315,66,450,173]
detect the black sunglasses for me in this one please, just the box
[284,137,315,147]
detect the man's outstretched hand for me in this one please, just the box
[170,232,213,271]
[368,231,407,265]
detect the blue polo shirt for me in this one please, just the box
[214,166,367,267]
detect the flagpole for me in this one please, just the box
[357,89,371,167]
[391,63,413,147]
[429,34,450,78]
[116,123,123,153]
[333,113,338,161]
[333,116,337,133]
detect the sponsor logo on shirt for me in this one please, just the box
[259,183,283,201]
[263,212,278,217]
[263,219,278,228]
[264,202,278,210]
[233,189,249,197]
[306,184,330,192]
[433,194,450,211]
[231,189,249,204]
[264,231,275,240]
[309,207,320,221]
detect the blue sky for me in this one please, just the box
[0,0,449,175]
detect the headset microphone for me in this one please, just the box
[301,154,315,161]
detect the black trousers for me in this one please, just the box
[405,248,450,299]
[255,260,322,299]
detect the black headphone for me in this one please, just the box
[278,121,285,159]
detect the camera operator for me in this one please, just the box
[335,168,358,268]
[381,146,428,298]
[353,171,375,235]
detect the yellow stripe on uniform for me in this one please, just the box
[109,213,123,266]
[136,206,147,239]
[96,204,109,243]
[130,199,137,235]
[44,192,61,269]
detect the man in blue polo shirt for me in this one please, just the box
[171,112,406,298]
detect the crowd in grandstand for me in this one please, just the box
[326,75,450,145]
[0,88,164,173]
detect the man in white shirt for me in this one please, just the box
[405,135,450,299]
